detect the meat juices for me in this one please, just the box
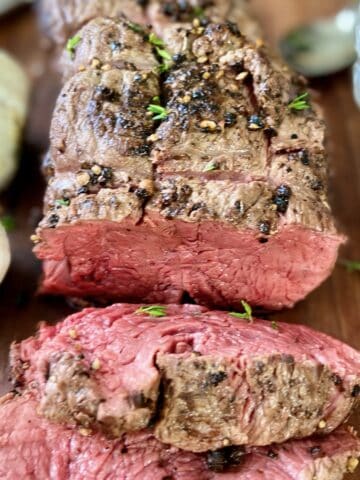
[11,304,360,452]
[35,18,343,309]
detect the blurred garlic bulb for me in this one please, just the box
[0,0,32,15]
[0,50,29,191]
[0,224,10,283]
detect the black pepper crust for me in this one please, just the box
[40,16,336,237]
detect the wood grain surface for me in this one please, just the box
[0,1,359,474]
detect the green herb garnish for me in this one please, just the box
[147,34,173,73]
[147,103,169,120]
[148,32,165,47]
[156,47,173,73]
[271,320,279,331]
[152,95,161,105]
[229,300,253,322]
[203,161,218,172]
[288,92,310,111]
[66,35,81,58]
[136,305,167,317]
[156,47,172,61]
[158,60,172,73]
[341,260,360,273]
[128,22,144,34]
[0,215,15,232]
[55,198,70,207]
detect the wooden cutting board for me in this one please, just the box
[0,2,359,474]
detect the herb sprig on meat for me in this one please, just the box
[136,305,167,317]
[229,301,253,322]
[66,35,81,58]
[288,92,310,111]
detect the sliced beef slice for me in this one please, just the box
[35,19,343,310]
[0,393,359,480]
[11,304,360,452]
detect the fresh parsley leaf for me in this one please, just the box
[152,95,161,105]
[147,104,169,120]
[148,32,165,47]
[55,198,70,207]
[229,300,253,322]
[0,215,15,232]
[341,260,360,273]
[136,305,167,317]
[66,35,81,58]
[203,161,218,172]
[127,22,144,34]
[288,92,310,111]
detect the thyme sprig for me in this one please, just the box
[148,32,165,47]
[147,102,169,120]
[66,35,81,58]
[271,320,279,331]
[229,301,253,322]
[203,161,219,172]
[55,198,70,207]
[288,92,310,111]
[136,305,167,317]
[127,22,145,34]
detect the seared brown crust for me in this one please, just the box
[41,353,158,434]
[152,58,268,178]
[44,17,159,219]
[42,187,145,227]
[40,352,102,428]
[60,16,157,81]
[155,353,353,452]
[39,18,336,237]
[50,68,158,173]
[39,0,262,47]
[147,176,336,234]
[147,0,233,40]
[38,0,146,45]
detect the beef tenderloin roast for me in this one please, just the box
[34,18,344,309]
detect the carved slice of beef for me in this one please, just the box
[35,19,343,309]
[11,304,360,452]
[1,393,359,480]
